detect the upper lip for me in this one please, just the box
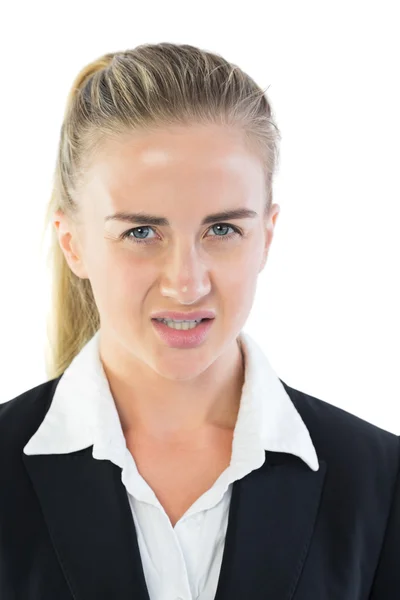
[151,310,216,321]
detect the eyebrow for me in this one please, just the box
[104,207,258,227]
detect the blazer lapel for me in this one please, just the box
[23,447,151,600]
[215,452,327,600]
[23,447,326,600]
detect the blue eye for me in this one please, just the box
[120,223,242,244]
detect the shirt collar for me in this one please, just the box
[23,329,319,473]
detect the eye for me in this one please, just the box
[119,223,243,245]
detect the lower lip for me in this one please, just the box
[151,318,215,348]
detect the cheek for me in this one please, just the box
[220,250,261,319]
[107,255,153,296]
[85,249,148,312]
[223,239,262,285]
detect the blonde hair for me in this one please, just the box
[40,43,282,381]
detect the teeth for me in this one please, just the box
[156,318,202,330]
[156,318,201,323]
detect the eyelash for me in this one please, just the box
[119,223,243,245]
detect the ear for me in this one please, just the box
[52,209,89,279]
[259,203,280,273]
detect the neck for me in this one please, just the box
[99,332,245,443]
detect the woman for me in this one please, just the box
[0,43,398,600]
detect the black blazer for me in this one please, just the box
[0,375,399,600]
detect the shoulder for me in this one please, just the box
[280,378,400,480]
[0,377,62,456]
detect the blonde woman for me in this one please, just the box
[0,43,398,599]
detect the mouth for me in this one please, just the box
[151,318,213,322]
[151,316,215,348]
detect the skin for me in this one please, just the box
[53,123,280,450]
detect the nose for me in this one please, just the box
[159,242,212,304]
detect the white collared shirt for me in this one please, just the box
[24,329,319,600]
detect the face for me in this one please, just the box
[54,124,280,381]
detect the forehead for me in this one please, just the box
[80,125,265,221]
[90,124,262,185]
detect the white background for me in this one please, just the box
[0,1,399,433]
